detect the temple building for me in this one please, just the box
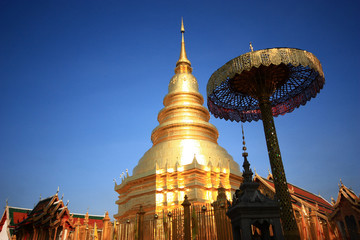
[0,205,29,240]
[329,181,360,240]
[114,20,242,220]
[0,192,111,240]
[255,173,338,239]
[14,193,75,240]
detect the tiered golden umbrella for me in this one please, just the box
[207,47,324,239]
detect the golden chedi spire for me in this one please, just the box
[115,20,242,220]
[132,19,240,176]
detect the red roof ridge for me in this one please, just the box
[37,195,54,203]
[342,184,359,201]
[254,173,275,191]
[317,193,332,205]
[71,212,105,218]
[6,206,32,211]
[333,184,360,208]
[257,175,331,203]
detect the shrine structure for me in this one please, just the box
[0,205,29,240]
[14,193,75,239]
[114,20,242,220]
[255,173,338,239]
[0,191,112,240]
[328,181,360,239]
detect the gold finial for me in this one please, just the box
[175,18,192,73]
[241,123,247,156]
[289,185,295,194]
[85,209,89,225]
[267,168,273,180]
[249,42,254,52]
[181,17,185,33]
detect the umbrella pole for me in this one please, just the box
[258,96,300,240]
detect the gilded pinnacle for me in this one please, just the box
[181,17,185,33]
[175,18,192,73]
[249,42,254,52]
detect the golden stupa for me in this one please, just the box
[114,20,242,219]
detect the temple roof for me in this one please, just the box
[332,181,360,208]
[16,194,74,230]
[328,181,360,220]
[1,193,107,237]
[0,206,31,232]
[0,205,31,237]
[254,173,334,215]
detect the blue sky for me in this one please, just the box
[0,0,359,217]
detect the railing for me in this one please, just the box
[114,195,232,240]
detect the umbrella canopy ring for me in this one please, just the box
[207,48,325,122]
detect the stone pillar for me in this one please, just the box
[32,226,38,240]
[273,218,285,240]
[260,222,271,240]
[182,195,191,240]
[115,220,120,240]
[137,206,145,240]
[310,212,318,240]
[322,220,330,240]
[212,185,230,240]
[240,220,251,239]
[85,226,89,240]
[74,219,80,240]
[232,224,241,240]
[102,211,111,240]
[171,212,177,240]
[308,214,314,240]
[53,226,58,240]
[48,228,52,240]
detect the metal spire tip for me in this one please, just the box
[181,17,185,33]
